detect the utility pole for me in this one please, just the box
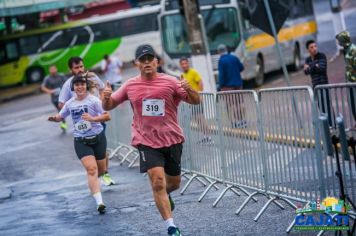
[181,0,216,92]
[329,0,346,55]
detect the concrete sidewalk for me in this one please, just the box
[0,84,41,103]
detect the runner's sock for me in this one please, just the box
[93,192,103,205]
[165,218,176,229]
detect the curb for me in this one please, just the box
[0,84,41,103]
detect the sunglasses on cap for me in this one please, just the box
[138,55,155,63]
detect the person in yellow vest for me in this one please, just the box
[180,57,212,144]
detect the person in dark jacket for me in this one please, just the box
[218,44,244,91]
[304,40,333,126]
[218,44,246,128]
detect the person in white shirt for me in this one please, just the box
[101,54,123,90]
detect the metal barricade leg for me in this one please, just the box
[196,177,208,187]
[180,173,199,195]
[108,143,124,160]
[119,149,135,166]
[213,185,258,208]
[286,215,298,234]
[128,150,139,168]
[254,196,295,222]
[254,196,281,222]
[212,185,235,207]
[235,191,260,215]
[198,180,219,202]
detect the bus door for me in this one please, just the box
[0,41,23,87]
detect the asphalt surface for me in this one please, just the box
[1,2,356,235]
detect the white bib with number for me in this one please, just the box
[142,99,165,116]
[74,120,92,133]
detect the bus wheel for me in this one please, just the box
[291,45,301,71]
[26,67,44,84]
[254,56,264,87]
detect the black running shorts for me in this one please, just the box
[74,132,107,160]
[137,143,183,176]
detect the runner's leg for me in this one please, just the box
[81,155,100,193]
[147,167,171,220]
[166,174,181,194]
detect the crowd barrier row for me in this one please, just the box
[106,83,356,234]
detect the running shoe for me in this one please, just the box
[97,203,106,214]
[60,122,67,132]
[167,226,181,236]
[168,194,175,212]
[101,173,116,186]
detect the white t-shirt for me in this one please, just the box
[58,74,105,104]
[101,57,123,84]
[59,94,104,138]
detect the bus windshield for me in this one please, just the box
[161,7,239,57]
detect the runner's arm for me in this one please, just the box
[102,97,119,111]
[179,76,200,104]
[82,111,111,122]
[48,114,63,122]
[102,81,120,110]
[185,87,201,104]
[41,85,54,94]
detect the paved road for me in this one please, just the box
[0,91,308,236]
[1,2,354,235]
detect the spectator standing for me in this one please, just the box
[304,40,333,126]
[336,31,356,123]
[101,54,123,90]
[217,44,246,128]
[179,57,212,144]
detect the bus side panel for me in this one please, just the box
[31,38,121,76]
[0,56,29,87]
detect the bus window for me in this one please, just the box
[161,14,191,55]
[40,31,67,52]
[304,0,314,16]
[161,7,239,56]
[66,27,92,46]
[291,0,312,18]
[19,36,40,54]
[203,8,239,51]
[119,13,158,36]
[6,42,19,60]
[91,22,114,41]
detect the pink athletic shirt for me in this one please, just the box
[111,73,189,148]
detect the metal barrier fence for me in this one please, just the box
[178,87,326,223]
[106,101,139,167]
[105,83,356,233]
[315,83,356,204]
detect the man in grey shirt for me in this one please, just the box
[41,65,68,131]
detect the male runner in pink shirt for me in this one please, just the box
[102,45,200,236]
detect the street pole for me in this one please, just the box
[263,0,290,86]
[329,0,346,55]
[181,0,216,93]
[263,0,302,128]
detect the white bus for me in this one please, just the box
[158,0,317,86]
[0,5,161,87]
